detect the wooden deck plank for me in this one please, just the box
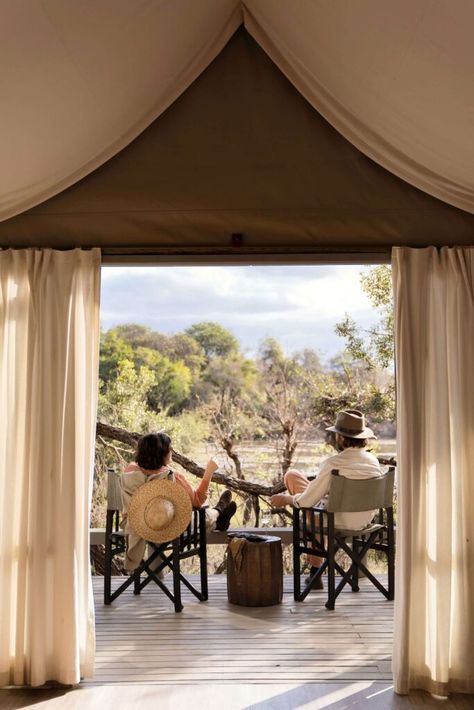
[86,574,395,686]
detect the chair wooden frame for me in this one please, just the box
[103,469,208,613]
[292,467,395,610]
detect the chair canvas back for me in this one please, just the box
[107,468,123,511]
[326,467,395,513]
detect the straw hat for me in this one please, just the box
[128,478,192,543]
[326,409,376,439]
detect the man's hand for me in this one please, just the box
[270,493,294,508]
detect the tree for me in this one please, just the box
[133,346,192,413]
[332,265,395,426]
[297,348,322,375]
[113,323,168,352]
[164,333,205,373]
[258,338,313,475]
[195,352,261,523]
[99,329,134,383]
[334,265,393,370]
[115,326,205,374]
[185,322,239,360]
[200,355,259,469]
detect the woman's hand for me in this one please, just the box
[270,493,294,508]
[204,458,219,479]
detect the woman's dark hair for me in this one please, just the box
[135,432,171,470]
[340,435,368,449]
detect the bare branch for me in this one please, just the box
[96,421,286,497]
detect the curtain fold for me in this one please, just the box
[392,246,474,695]
[0,248,101,687]
[0,0,242,221]
[243,0,474,214]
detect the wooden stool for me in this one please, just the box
[226,533,283,606]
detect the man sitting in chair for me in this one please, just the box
[270,410,382,589]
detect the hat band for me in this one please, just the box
[336,424,365,436]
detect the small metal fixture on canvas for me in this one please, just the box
[128,478,192,543]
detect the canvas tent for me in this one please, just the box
[0,0,473,697]
[1,26,474,258]
[1,1,474,256]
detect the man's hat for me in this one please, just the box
[326,409,376,439]
[128,478,192,543]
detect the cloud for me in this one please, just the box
[100,265,379,360]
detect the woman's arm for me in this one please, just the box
[175,459,219,508]
[191,458,218,507]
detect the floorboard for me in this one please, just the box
[90,574,394,685]
[3,576,471,708]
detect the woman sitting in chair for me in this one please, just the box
[271,409,382,588]
[121,432,236,571]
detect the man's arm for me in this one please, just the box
[292,464,333,508]
[270,457,336,509]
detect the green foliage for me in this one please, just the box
[185,321,239,359]
[93,357,209,527]
[98,359,159,432]
[310,367,395,427]
[99,325,195,414]
[95,310,396,534]
[164,334,205,374]
[257,338,315,474]
[133,346,192,413]
[198,352,262,458]
[97,297,395,485]
[335,265,394,370]
[99,329,133,382]
[332,266,395,424]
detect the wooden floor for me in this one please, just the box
[89,574,394,686]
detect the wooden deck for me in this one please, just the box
[89,574,393,686]
[3,582,473,708]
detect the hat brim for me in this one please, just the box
[128,478,193,543]
[326,425,377,439]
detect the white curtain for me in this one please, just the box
[392,247,474,695]
[0,248,101,687]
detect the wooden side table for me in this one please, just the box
[226,533,283,606]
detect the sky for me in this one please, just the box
[100,265,380,362]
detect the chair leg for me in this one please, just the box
[293,509,302,601]
[325,516,336,610]
[199,509,208,601]
[172,538,183,613]
[104,511,114,605]
[133,568,142,595]
[351,538,360,592]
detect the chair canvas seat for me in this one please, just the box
[334,523,384,537]
[299,521,385,537]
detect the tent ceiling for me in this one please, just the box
[1,29,473,253]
